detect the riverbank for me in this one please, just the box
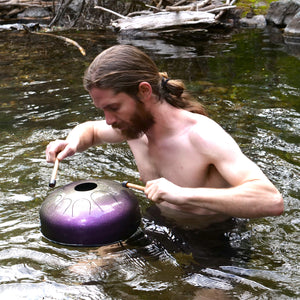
[0,0,299,57]
[0,0,298,33]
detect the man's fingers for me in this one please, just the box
[46,140,69,163]
[144,184,164,204]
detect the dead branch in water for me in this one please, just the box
[24,25,86,56]
[94,5,128,19]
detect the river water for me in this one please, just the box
[0,27,299,299]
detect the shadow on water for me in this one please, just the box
[0,26,299,299]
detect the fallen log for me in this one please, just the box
[0,0,52,8]
[165,0,211,12]
[111,11,216,32]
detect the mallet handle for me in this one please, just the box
[49,158,59,188]
[122,181,145,191]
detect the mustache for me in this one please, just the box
[112,122,125,130]
[112,121,144,139]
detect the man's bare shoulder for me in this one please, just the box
[189,113,226,133]
[188,114,230,141]
[188,113,241,156]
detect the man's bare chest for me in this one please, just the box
[129,138,211,186]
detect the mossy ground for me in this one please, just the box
[236,0,274,17]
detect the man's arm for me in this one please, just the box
[184,162,283,218]
[46,120,125,163]
[145,176,283,218]
[144,122,284,218]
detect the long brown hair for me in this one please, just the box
[84,45,207,115]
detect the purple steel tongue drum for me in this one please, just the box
[40,179,141,246]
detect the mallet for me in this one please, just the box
[49,158,59,188]
[122,181,145,191]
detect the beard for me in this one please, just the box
[112,102,155,140]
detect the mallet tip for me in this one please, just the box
[49,180,56,188]
[121,181,128,188]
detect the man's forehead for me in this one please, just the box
[90,87,115,98]
[89,88,115,107]
[90,88,134,108]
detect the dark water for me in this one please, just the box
[0,27,299,299]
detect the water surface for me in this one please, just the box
[0,27,299,299]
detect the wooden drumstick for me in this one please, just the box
[49,158,59,188]
[122,181,145,191]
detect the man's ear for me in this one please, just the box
[138,82,152,102]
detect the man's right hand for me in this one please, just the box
[46,139,76,163]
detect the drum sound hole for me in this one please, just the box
[74,182,97,191]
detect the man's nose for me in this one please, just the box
[104,112,117,126]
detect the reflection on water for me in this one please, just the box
[0,27,299,299]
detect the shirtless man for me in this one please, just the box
[46,45,283,224]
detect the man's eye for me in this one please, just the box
[109,106,119,112]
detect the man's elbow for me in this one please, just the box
[269,191,284,216]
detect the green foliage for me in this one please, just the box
[236,0,274,16]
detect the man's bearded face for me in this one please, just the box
[112,101,155,139]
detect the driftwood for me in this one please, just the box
[97,0,236,32]
[94,5,128,19]
[0,0,52,8]
[165,0,211,11]
[0,0,237,32]
[112,11,216,31]
[35,31,86,55]
[23,25,86,56]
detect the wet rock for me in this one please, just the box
[68,0,84,12]
[17,7,51,19]
[266,0,300,26]
[284,11,300,57]
[266,0,300,47]
[239,15,266,29]
[284,11,300,36]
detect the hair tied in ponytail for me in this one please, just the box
[161,77,169,89]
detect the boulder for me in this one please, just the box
[266,0,300,26]
[17,7,51,19]
[239,15,266,29]
[284,11,300,36]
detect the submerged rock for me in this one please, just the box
[239,15,266,29]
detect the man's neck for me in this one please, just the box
[145,101,192,142]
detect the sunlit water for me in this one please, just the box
[0,27,299,299]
